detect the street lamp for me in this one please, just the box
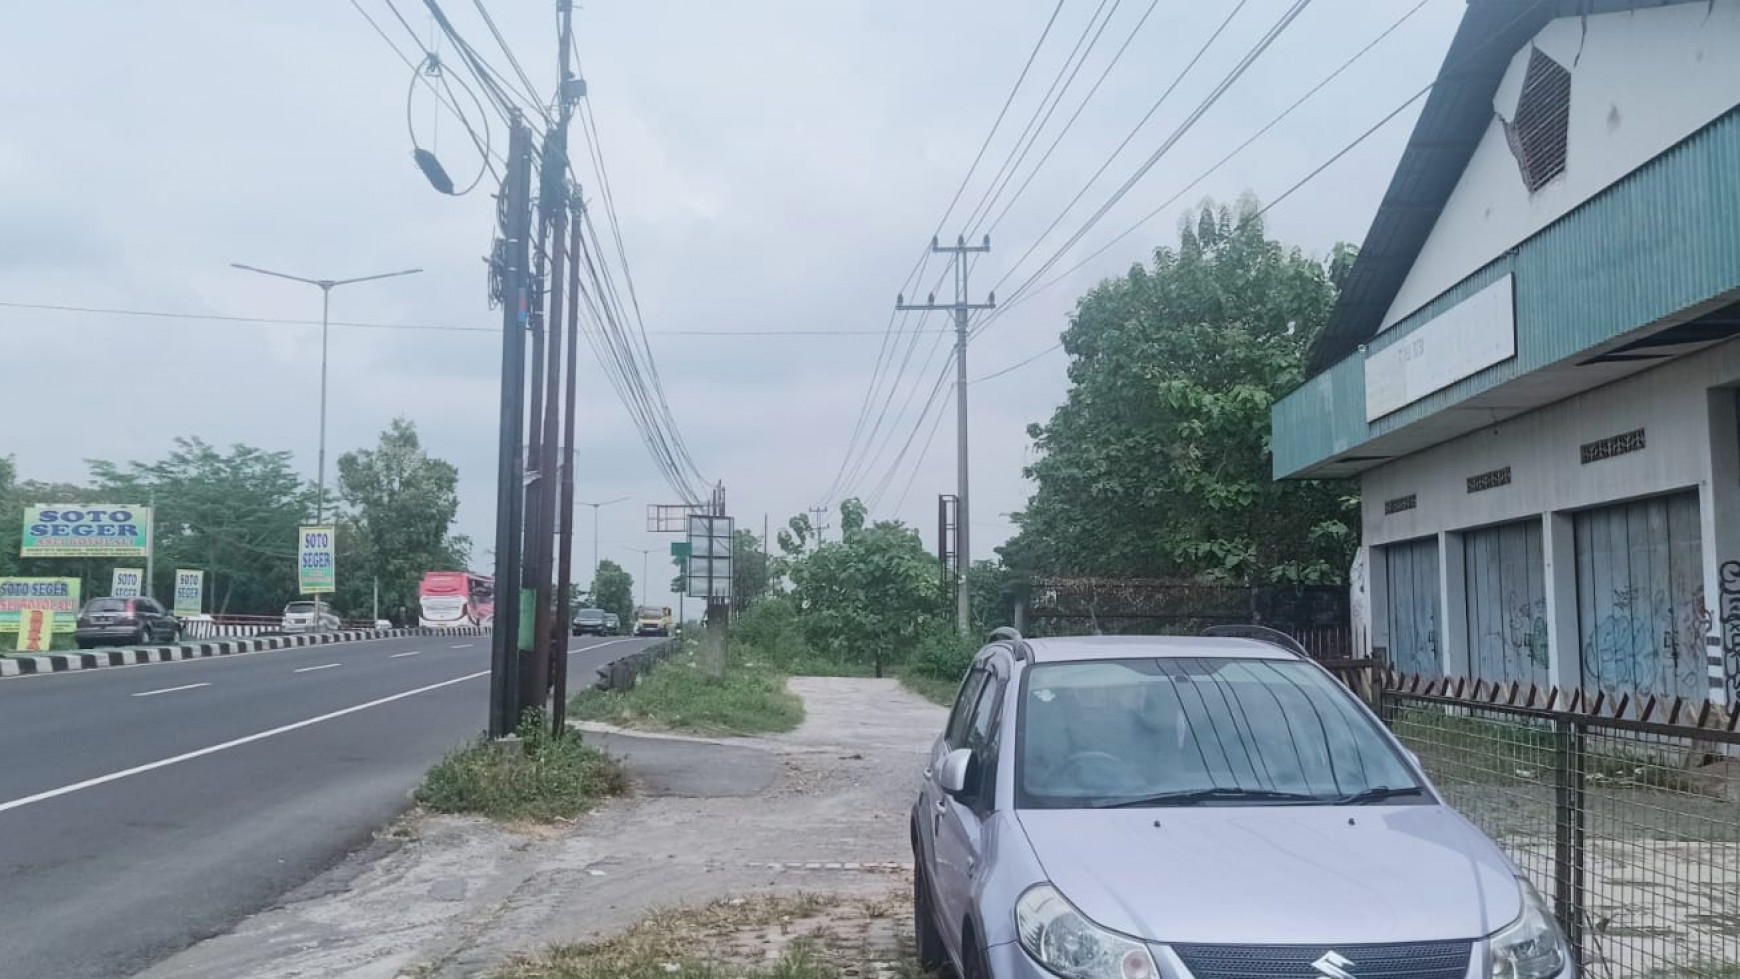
[622,546,653,607]
[576,497,629,587]
[229,262,422,524]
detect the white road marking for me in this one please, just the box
[450,643,474,649]
[131,682,211,698]
[389,650,422,659]
[0,669,491,815]
[293,663,341,674]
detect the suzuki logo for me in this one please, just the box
[1311,951,1356,979]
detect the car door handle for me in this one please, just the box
[922,768,933,780]
[934,798,947,813]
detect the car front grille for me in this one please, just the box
[1170,940,1472,979]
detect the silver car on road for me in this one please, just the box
[911,632,1572,979]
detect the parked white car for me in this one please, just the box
[281,601,340,634]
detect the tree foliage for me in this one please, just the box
[1002,198,1358,585]
[335,418,470,616]
[732,529,770,610]
[590,558,635,624]
[786,497,945,675]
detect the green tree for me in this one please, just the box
[88,438,314,612]
[787,498,945,676]
[335,418,470,618]
[1002,198,1357,585]
[732,529,770,611]
[590,558,634,624]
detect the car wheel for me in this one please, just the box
[135,628,150,646]
[913,863,948,973]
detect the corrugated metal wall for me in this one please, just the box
[1385,537,1442,675]
[1573,491,1705,700]
[1463,520,1549,688]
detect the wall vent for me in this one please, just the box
[1580,429,1645,464]
[1466,467,1512,493]
[1384,494,1419,515]
[1503,47,1571,193]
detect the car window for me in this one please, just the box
[944,669,987,748]
[965,676,1005,807]
[286,602,316,613]
[966,676,1000,749]
[1016,657,1423,809]
[86,598,128,613]
[138,598,161,613]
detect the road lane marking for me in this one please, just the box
[131,682,211,698]
[451,643,474,649]
[0,669,492,815]
[293,663,341,674]
[389,651,422,659]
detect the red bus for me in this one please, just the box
[419,571,494,629]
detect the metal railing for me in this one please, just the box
[1378,674,1740,978]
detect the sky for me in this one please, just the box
[0,0,1467,616]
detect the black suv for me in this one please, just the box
[74,596,180,648]
[571,607,608,636]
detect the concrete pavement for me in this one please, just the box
[0,632,653,979]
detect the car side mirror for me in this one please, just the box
[938,747,974,796]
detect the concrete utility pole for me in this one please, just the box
[897,236,994,634]
[487,114,535,739]
[552,199,584,734]
[808,505,831,545]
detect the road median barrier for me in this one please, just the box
[0,626,492,678]
[592,638,678,691]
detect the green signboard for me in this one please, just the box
[298,525,336,595]
[20,506,151,558]
[0,577,81,634]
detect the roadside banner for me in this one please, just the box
[111,568,145,598]
[20,505,151,558]
[15,608,54,652]
[0,577,81,634]
[173,569,204,617]
[298,525,336,595]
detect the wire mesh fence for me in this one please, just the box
[1379,677,1740,978]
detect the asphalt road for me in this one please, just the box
[0,632,653,979]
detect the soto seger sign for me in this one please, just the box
[21,506,152,558]
[0,577,81,634]
[298,525,335,595]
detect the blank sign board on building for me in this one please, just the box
[1365,275,1517,420]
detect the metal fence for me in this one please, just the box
[1377,675,1740,978]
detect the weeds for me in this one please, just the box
[416,710,626,822]
[569,649,804,736]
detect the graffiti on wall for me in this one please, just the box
[1720,561,1740,706]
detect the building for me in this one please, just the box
[1271,0,1740,707]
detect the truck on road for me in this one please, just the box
[633,605,672,638]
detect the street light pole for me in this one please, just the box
[229,262,422,524]
[575,497,628,588]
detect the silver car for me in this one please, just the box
[911,633,1572,979]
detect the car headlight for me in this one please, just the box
[1015,884,1157,979]
[1489,878,1568,979]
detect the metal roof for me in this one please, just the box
[1306,0,1709,376]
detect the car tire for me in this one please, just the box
[135,628,150,646]
[913,863,949,974]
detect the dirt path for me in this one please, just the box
[137,677,945,979]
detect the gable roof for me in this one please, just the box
[1306,0,1706,375]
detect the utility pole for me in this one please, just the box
[553,196,584,735]
[897,235,993,634]
[487,114,535,739]
[808,505,831,545]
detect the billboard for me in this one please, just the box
[0,577,81,634]
[685,514,734,600]
[173,569,204,617]
[111,568,146,598]
[20,506,152,558]
[298,525,336,595]
[15,609,54,652]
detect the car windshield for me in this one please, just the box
[577,609,604,621]
[85,598,129,613]
[1017,657,1423,808]
[636,607,662,618]
[285,602,317,614]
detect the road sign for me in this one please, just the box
[111,568,145,598]
[298,525,336,595]
[173,569,204,617]
[685,514,734,601]
[670,541,692,559]
[20,505,151,558]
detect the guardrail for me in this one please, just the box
[178,614,387,640]
[1377,672,1740,978]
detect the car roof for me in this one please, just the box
[1011,634,1299,665]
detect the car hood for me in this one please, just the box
[1018,804,1519,945]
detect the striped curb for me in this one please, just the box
[0,626,492,678]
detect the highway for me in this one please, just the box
[0,632,653,979]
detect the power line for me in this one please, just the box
[0,299,944,338]
[972,340,1064,383]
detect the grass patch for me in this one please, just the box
[493,891,918,979]
[416,712,626,822]
[569,648,804,736]
[899,671,960,706]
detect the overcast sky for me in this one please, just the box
[0,0,1465,614]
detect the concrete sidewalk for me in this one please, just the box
[136,675,947,979]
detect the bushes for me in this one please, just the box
[568,640,805,736]
[417,711,626,821]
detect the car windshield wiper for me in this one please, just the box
[1335,785,1427,805]
[1095,787,1320,808]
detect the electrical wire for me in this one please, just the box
[406,54,493,194]
[972,339,1064,383]
[471,0,547,112]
